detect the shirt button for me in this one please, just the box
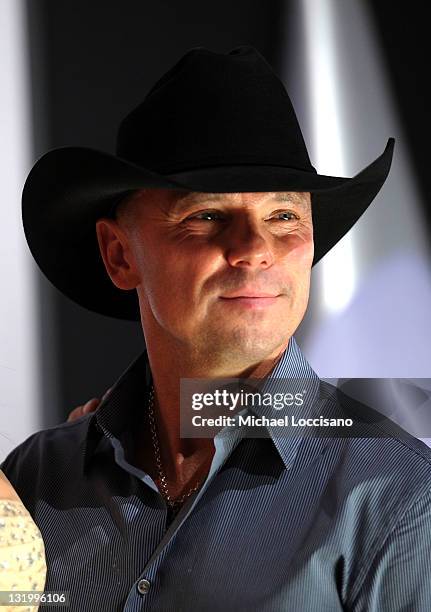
[137,578,151,595]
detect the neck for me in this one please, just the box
[141,327,288,480]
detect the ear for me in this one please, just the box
[95,218,140,290]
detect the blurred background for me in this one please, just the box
[1,0,430,456]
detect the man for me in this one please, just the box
[2,46,431,611]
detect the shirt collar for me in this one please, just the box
[83,336,321,473]
[83,351,151,472]
[253,336,321,468]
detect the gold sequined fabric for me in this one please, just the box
[0,499,46,612]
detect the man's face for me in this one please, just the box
[104,189,313,369]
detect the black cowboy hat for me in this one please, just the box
[22,46,394,321]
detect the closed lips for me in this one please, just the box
[220,291,280,298]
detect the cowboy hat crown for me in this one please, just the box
[116,46,314,175]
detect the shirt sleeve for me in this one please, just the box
[0,447,24,486]
[351,488,431,612]
[1,451,20,488]
[1,440,36,502]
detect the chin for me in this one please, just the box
[204,324,290,362]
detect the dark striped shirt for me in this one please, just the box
[3,337,431,611]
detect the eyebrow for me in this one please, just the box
[173,192,224,207]
[172,191,309,213]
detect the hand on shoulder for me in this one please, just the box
[66,388,112,422]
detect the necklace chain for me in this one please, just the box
[147,385,202,509]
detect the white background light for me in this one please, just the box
[302,0,355,313]
[0,0,40,457]
[291,0,431,378]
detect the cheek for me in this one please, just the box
[280,231,314,267]
[279,236,313,303]
[135,233,220,305]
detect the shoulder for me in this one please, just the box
[1,416,93,488]
[338,420,431,503]
[316,426,431,569]
[312,380,431,523]
[343,433,431,500]
[318,378,431,476]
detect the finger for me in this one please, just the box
[67,405,85,423]
[82,398,101,414]
[67,398,100,423]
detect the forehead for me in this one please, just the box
[174,190,310,205]
[132,189,311,212]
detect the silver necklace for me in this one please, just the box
[147,385,202,510]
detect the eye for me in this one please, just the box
[186,210,225,222]
[267,211,300,222]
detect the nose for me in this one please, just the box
[225,215,275,269]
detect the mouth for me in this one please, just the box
[220,289,280,299]
[218,294,281,308]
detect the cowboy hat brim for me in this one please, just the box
[22,137,394,320]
